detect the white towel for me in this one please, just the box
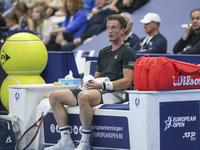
[80,75,110,91]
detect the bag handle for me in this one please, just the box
[172,60,200,74]
[158,57,200,84]
[161,56,200,74]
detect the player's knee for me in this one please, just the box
[77,92,89,107]
[49,91,60,106]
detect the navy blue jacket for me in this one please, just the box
[133,33,167,53]
[124,33,139,50]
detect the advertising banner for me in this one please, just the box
[43,113,130,149]
[160,101,200,150]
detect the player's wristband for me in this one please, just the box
[102,82,113,90]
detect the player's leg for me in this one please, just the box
[49,89,77,126]
[44,89,78,150]
[75,89,101,150]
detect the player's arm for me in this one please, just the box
[88,68,134,90]
[112,68,134,90]
[99,68,134,91]
[94,71,100,79]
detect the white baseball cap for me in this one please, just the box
[140,13,161,24]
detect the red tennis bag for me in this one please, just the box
[134,55,200,91]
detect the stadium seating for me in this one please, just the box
[73,0,200,55]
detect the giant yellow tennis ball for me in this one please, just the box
[0,75,45,109]
[0,32,48,75]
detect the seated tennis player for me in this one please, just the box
[44,14,137,150]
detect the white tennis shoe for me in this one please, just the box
[44,140,76,150]
[74,141,91,150]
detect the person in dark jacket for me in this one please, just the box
[133,13,167,53]
[173,8,200,54]
[60,0,116,51]
[120,12,139,50]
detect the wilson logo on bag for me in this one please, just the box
[134,55,200,91]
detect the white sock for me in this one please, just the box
[59,126,72,145]
[80,129,91,143]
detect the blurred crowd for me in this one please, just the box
[0,0,199,54]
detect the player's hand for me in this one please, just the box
[86,80,102,90]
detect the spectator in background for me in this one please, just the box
[108,0,149,14]
[35,0,64,17]
[133,13,167,53]
[46,0,88,51]
[15,1,32,29]
[35,0,49,5]
[60,0,116,51]
[5,12,18,29]
[31,5,59,45]
[47,0,66,25]
[35,0,66,25]
[0,2,6,27]
[46,0,65,17]
[82,0,96,14]
[108,0,133,13]
[0,0,13,12]
[173,8,200,54]
[2,0,36,18]
[17,0,35,9]
[120,12,139,49]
